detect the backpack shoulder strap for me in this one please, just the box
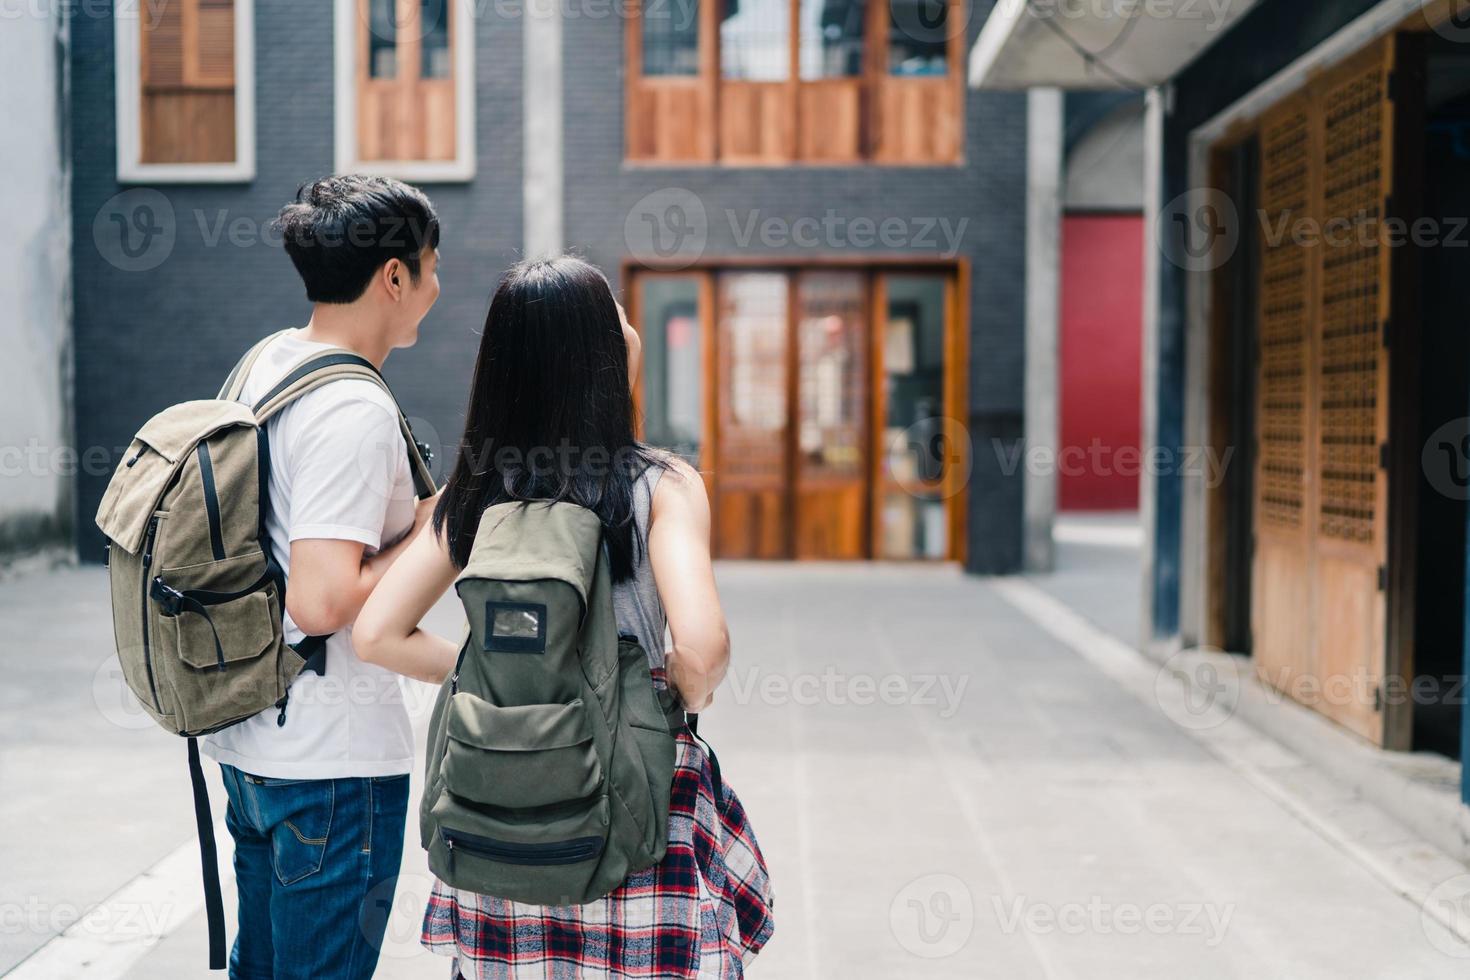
[219,328,293,401]
[252,349,437,500]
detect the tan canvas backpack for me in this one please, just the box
[94,329,436,969]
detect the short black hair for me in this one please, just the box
[274,175,441,304]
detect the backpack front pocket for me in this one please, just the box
[441,693,604,809]
[429,789,610,904]
[152,551,287,734]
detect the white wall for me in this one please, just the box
[0,2,71,552]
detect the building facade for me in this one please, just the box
[66,0,1031,572]
[974,0,1470,835]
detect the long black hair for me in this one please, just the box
[432,256,668,581]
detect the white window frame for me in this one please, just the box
[114,0,257,183]
[333,0,477,182]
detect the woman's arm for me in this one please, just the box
[648,459,730,712]
[353,521,462,685]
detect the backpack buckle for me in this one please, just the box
[150,577,184,616]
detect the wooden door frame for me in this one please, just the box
[1200,132,1259,656]
[625,257,969,563]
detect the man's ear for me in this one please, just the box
[382,258,404,300]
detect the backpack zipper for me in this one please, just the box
[140,516,162,712]
[442,828,603,869]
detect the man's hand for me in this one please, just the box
[414,489,443,531]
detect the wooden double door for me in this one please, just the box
[1246,36,1414,747]
[632,266,964,561]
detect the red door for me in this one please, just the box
[1059,213,1144,511]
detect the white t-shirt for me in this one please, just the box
[203,330,417,779]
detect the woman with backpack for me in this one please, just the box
[355,255,775,978]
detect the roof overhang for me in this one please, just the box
[968,0,1263,90]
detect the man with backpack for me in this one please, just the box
[199,175,452,978]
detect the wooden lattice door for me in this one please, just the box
[1250,95,1316,713]
[1250,40,1398,745]
[1310,44,1395,744]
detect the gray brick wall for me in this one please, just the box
[70,0,524,561]
[70,0,1025,572]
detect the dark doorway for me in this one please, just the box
[1410,44,1470,760]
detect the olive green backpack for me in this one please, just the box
[94,330,436,969]
[420,500,681,905]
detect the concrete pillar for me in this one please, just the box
[523,0,563,259]
[0,3,71,557]
[1024,88,1063,573]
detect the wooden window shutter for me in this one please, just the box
[357,0,458,162]
[195,0,238,86]
[140,0,237,163]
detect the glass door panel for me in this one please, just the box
[637,276,705,466]
[715,272,790,558]
[795,271,868,559]
[876,274,949,559]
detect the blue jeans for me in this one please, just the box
[219,766,410,980]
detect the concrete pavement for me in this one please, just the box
[3,517,1469,978]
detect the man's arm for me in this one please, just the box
[276,384,432,639]
[285,494,436,636]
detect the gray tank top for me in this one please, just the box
[612,465,667,669]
